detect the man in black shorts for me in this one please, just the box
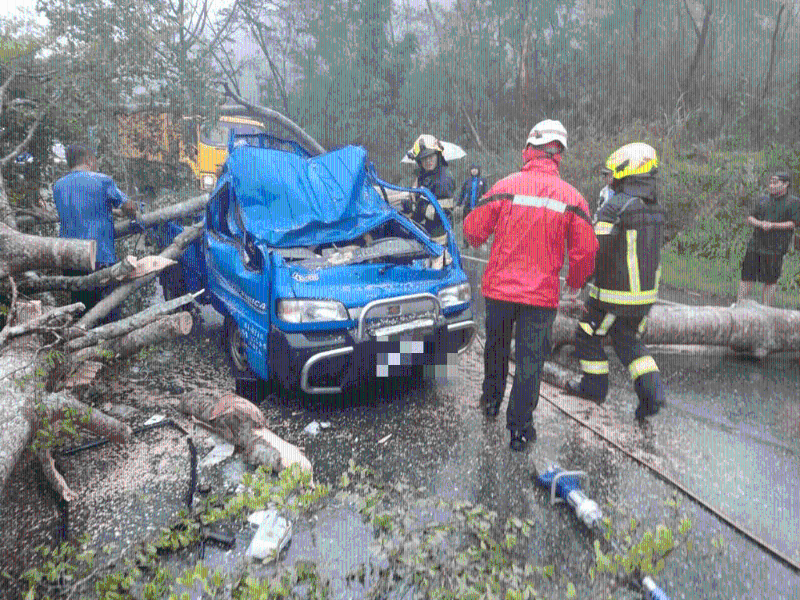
[736,171,800,306]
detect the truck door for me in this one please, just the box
[205,181,271,377]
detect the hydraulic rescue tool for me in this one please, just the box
[535,464,671,600]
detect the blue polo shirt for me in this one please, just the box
[53,171,127,266]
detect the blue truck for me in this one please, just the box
[155,129,475,396]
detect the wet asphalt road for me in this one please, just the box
[195,251,800,599]
[2,250,799,599]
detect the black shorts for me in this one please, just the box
[740,250,784,284]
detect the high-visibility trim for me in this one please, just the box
[581,360,610,375]
[588,284,658,305]
[513,195,567,213]
[579,321,594,336]
[637,316,648,335]
[594,221,613,235]
[626,229,641,292]
[595,313,616,336]
[629,356,659,380]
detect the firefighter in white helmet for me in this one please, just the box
[464,119,597,451]
[565,142,667,420]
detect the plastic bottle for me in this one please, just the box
[246,509,292,561]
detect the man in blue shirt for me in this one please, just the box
[53,144,140,318]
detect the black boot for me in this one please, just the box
[480,394,501,419]
[509,424,536,452]
[564,377,606,404]
[634,372,664,420]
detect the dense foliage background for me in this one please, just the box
[2,0,800,297]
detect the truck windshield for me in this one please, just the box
[201,123,264,147]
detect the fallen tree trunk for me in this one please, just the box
[70,312,194,363]
[0,304,132,499]
[115,194,208,238]
[219,84,326,156]
[65,290,202,352]
[16,255,178,296]
[77,222,204,330]
[550,299,800,358]
[17,255,137,294]
[0,223,95,278]
[179,392,312,475]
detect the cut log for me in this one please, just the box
[0,223,96,277]
[16,256,138,294]
[76,222,204,329]
[550,299,800,359]
[70,312,194,363]
[115,194,208,237]
[65,290,202,352]
[179,392,312,475]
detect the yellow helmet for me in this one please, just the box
[605,142,658,179]
[407,134,444,161]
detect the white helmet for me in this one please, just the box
[526,119,568,151]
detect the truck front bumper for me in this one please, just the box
[269,308,475,395]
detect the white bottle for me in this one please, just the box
[246,509,292,561]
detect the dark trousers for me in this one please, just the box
[572,300,664,405]
[482,298,556,431]
[64,267,121,324]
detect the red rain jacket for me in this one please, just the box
[463,147,597,308]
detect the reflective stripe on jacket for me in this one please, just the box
[589,181,666,316]
[463,150,597,307]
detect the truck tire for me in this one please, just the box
[224,315,268,402]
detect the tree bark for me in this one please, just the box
[550,300,800,359]
[70,312,194,363]
[681,0,713,99]
[0,348,132,499]
[17,256,137,294]
[76,222,204,330]
[0,223,96,278]
[0,301,84,346]
[760,3,786,101]
[179,391,312,475]
[65,290,202,352]
[115,194,209,237]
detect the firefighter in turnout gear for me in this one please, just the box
[565,142,667,420]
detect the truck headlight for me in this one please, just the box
[277,299,349,323]
[437,282,471,308]
[201,174,216,190]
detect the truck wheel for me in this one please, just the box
[224,315,268,402]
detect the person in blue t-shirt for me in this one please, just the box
[53,144,141,319]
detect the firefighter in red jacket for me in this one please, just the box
[565,142,667,420]
[463,119,598,452]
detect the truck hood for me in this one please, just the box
[225,144,394,248]
[274,259,466,309]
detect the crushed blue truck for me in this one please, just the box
[153,130,476,396]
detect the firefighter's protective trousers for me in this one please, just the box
[572,299,664,407]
